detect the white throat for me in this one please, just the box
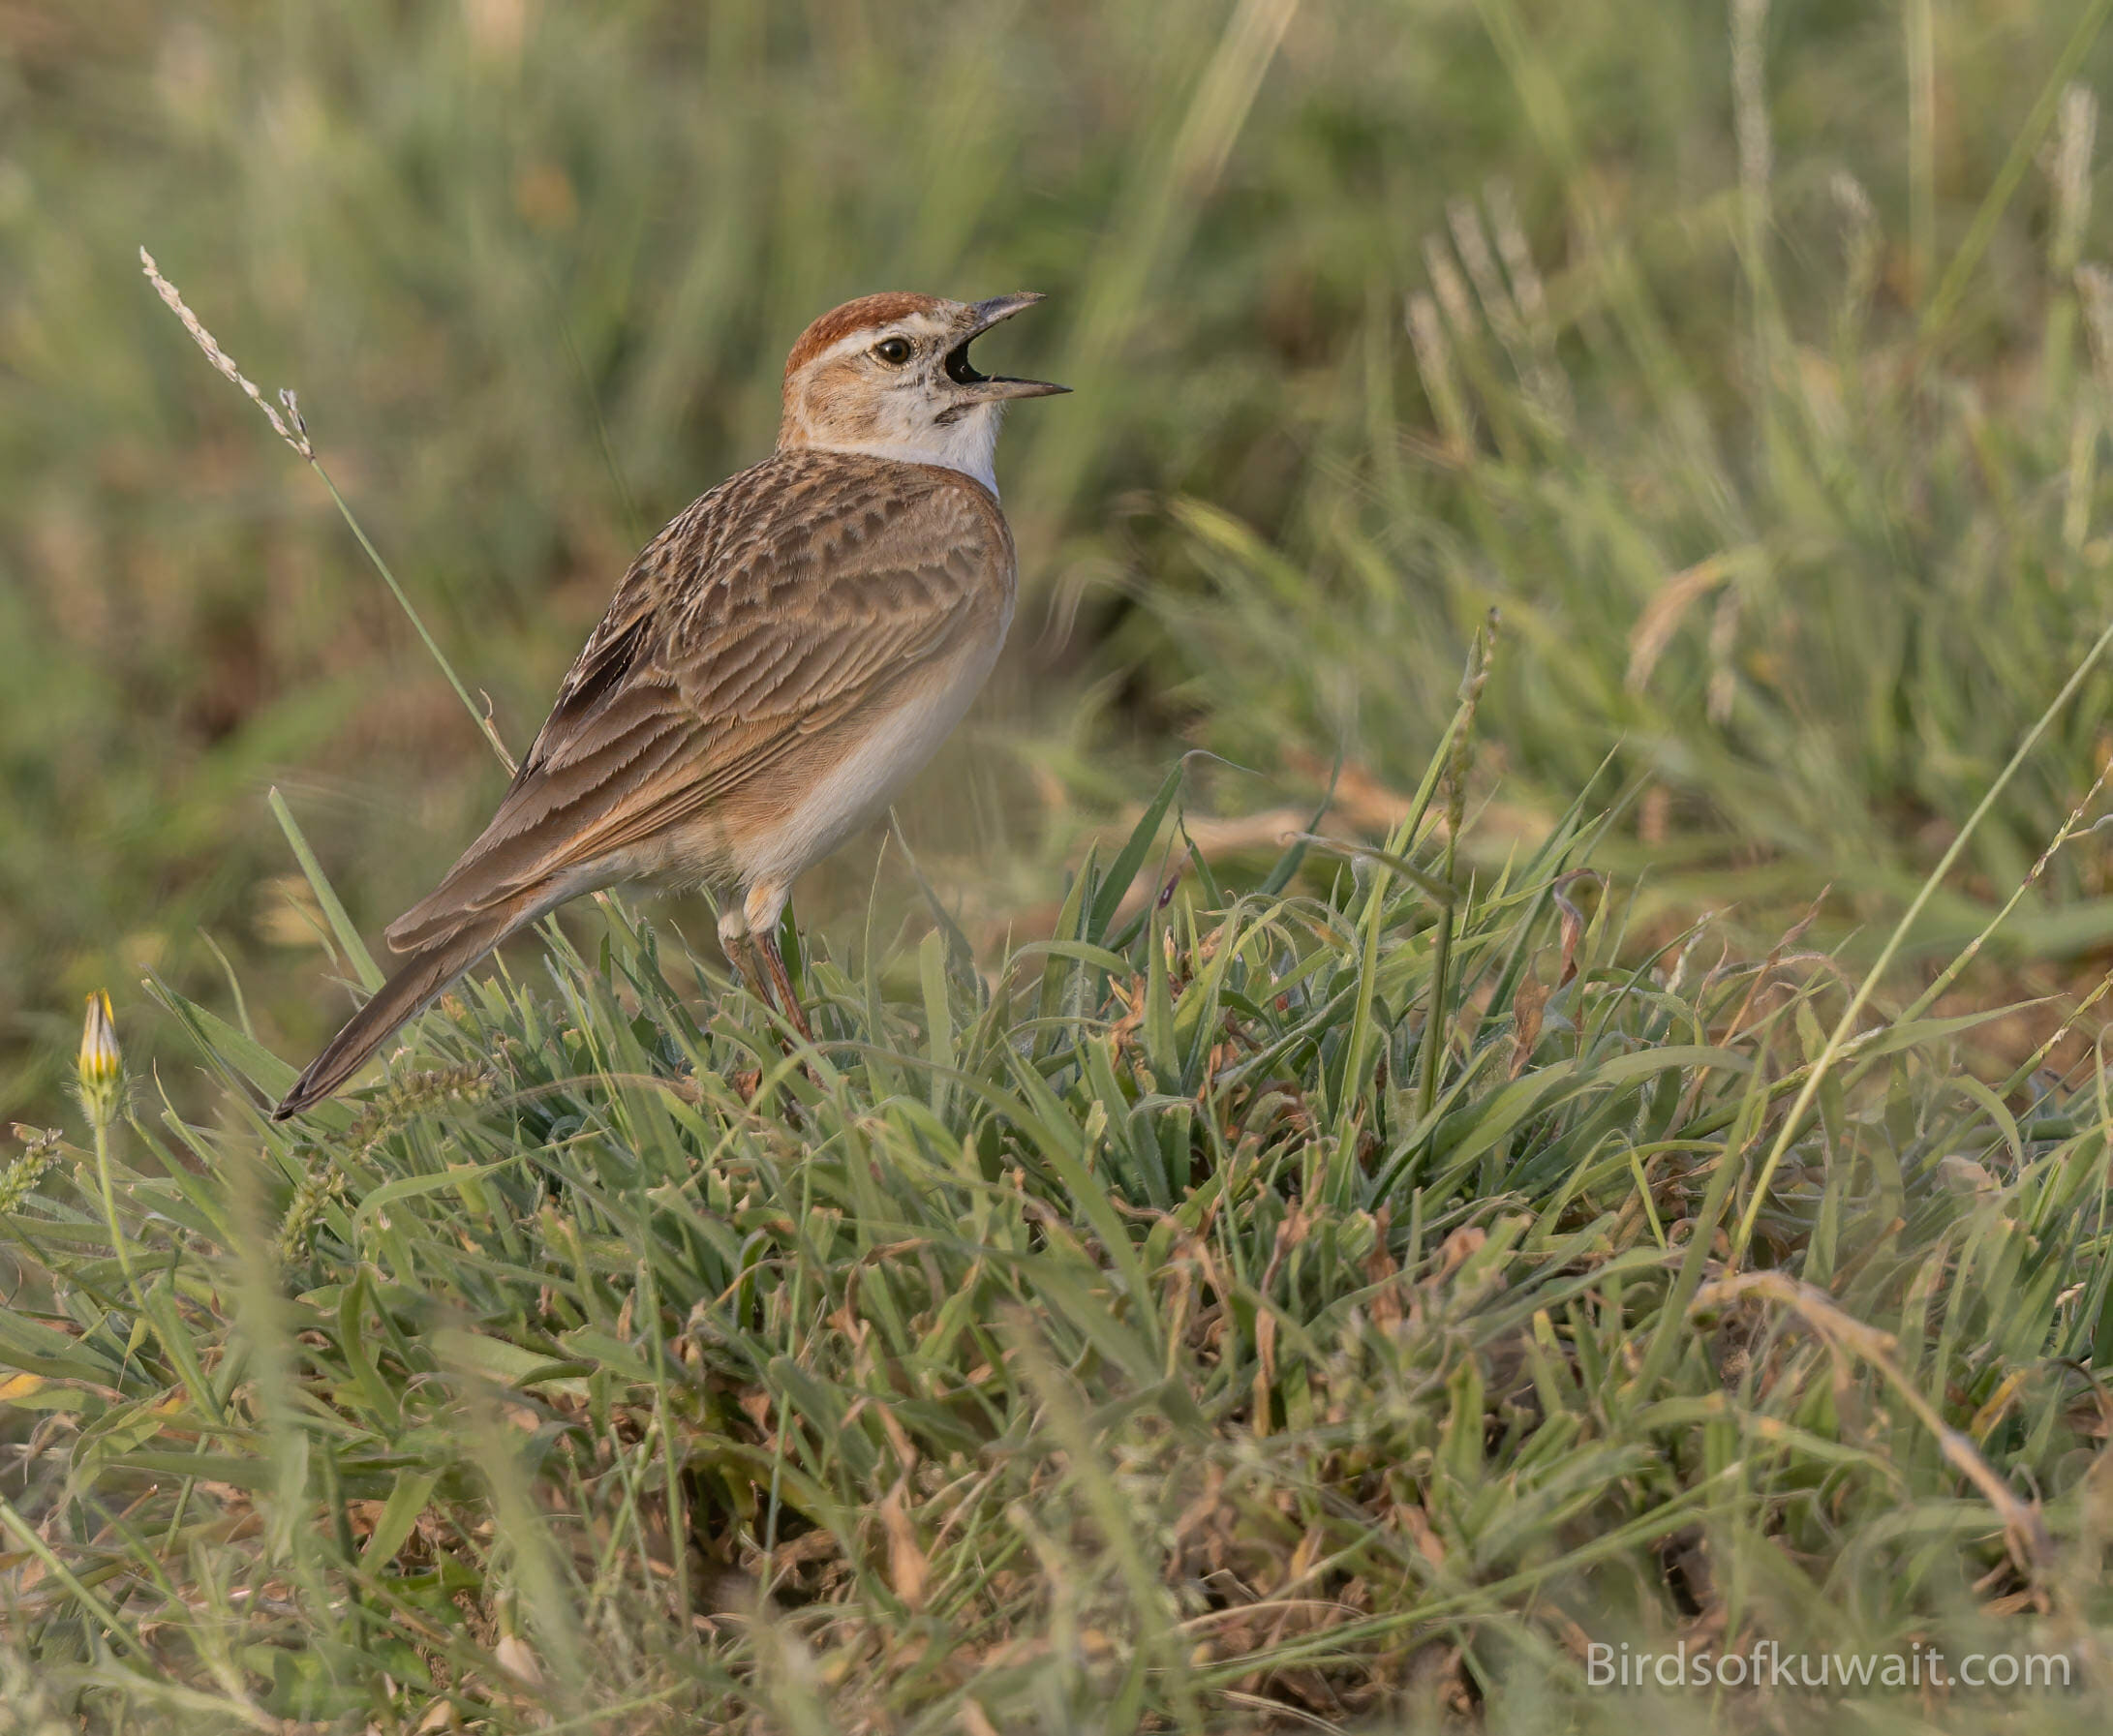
[807,401,1005,497]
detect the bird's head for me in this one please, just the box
[777,292,1067,495]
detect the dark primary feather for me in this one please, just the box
[272,902,527,1120]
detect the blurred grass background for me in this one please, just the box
[8,0,2113,1115]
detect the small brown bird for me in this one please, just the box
[276,291,1065,1119]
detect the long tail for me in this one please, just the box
[273,905,526,1120]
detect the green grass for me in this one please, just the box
[6,702,2113,1729]
[14,0,2113,1728]
[1150,0,2113,973]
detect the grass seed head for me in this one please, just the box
[0,1127,61,1215]
[138,246,314,460]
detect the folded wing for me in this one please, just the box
[384,452,1011,953]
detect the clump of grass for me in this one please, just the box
[4,677,2112,1729]
[1151,22,2113,976]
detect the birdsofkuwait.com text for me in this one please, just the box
[1586,1640,2073,1690]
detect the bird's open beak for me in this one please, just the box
[944,293,1070,400]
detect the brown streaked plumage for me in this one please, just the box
[276,292,1066,1119]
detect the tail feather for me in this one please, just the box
[274,907,524,1120]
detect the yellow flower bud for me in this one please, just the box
[77,990,123,1126]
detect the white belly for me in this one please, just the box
[736,630,1002,890]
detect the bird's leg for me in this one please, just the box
[742,880,813,1042]
[719,907,773,1013]
[736,933,774,1009]
[755,924,814,1043]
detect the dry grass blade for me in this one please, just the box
[1694,1272,2057,1583]
[1627,554,1733,693]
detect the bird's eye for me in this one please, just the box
[873,337,914,366]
